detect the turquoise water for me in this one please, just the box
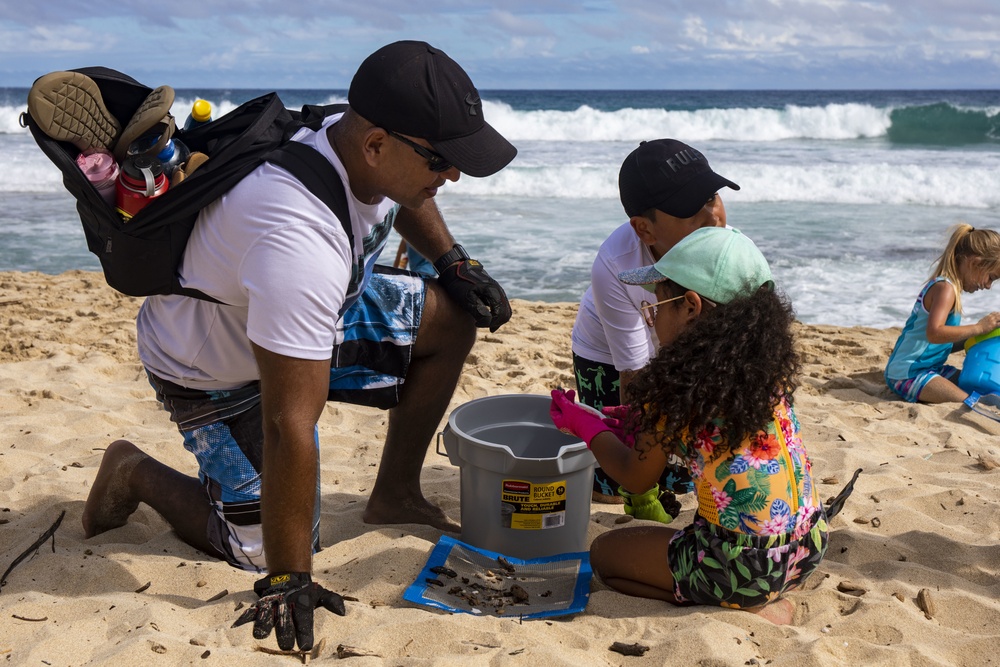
[2,86,1000,327]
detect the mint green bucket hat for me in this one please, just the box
[618,227,773,304]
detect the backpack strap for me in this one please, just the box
[168,101,344,303]
[300,103,347,127]
[263,141,353,252]
[289,103,349,136]
[174,140,352,305]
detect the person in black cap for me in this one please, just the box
[570,138,739,516]
[81,41,516,651]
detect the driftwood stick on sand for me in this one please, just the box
[254,637,327,664]
[0,510,65,592]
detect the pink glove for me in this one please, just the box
[549,389,613,447]
[600,404,637,448]
[600,417,636,449]
[601,404,633,421]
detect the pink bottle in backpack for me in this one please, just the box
[76,148,119,206]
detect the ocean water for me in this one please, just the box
[2,86,1000,328]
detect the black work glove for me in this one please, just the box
[232,572,345,651]
[437,259,512,333]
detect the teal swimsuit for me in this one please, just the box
[885,277,961,402]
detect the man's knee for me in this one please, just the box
[420,281,478,350]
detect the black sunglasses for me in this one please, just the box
[386,130,453,173]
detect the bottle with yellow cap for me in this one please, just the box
[183,99,213,131]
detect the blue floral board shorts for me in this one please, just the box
[886,365,960,403]
[148,268,426,572]
[667,511,828,609]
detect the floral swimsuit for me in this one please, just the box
[665,396,829,608]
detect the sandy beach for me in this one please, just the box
[2,269,999,666]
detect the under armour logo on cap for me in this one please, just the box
[347,40,516,177]
[465,93,480,116]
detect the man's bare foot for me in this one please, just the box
[82,440,149,537]
[363,494,460,533]
[747,597,795,625]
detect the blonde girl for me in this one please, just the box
[885,223,1000,403]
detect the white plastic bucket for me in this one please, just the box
[439,394,596,558]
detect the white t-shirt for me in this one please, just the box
[136,113,397,389]
[571,222,658,370]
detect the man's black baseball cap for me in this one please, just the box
[618,139,739,218]
[348,41,517,177]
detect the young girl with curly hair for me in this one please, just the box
[551,227,843,624]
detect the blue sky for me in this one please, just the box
[2,1,999,89]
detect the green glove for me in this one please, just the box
[619,485,675,524]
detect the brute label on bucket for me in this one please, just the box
[500,479,568,530]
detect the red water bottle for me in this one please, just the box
[115,155,169,221]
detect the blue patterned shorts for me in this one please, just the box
[149,268,426,571]
[886,364,960,403]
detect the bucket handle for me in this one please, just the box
[435,432,447,457]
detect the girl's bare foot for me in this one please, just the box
[82,440,148,537]
[747,597,795,625]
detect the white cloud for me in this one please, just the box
[0,25,103,54]
[1,1,999,88]
[718,22,802,51]
[683,16,709,46]
[506,37,530,57]
[487,10,553,37]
